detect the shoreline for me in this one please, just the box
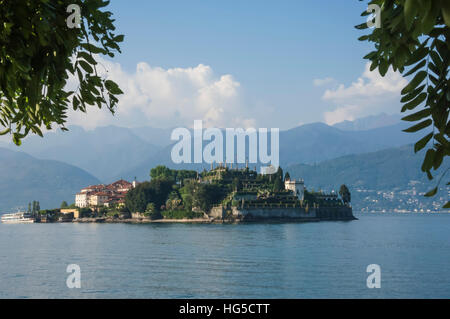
[69,216,357,224]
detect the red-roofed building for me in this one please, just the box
[75,179,137,208]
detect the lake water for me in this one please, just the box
[0,212,449,298]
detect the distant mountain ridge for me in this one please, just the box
[117,121,421,181]
[333,113,402,131]
[0,148,100,212]
[2,116,420,183]
[7,125,161,183]
[286,145,427,191]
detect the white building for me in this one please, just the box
[89,192,109,207]
[285,179,305,200]
[75,192,90,208]
[75,180,135,208]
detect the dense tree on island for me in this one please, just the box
[192,183,224,212]
[273,176,284,192]
[150,165,175,181]
[79,207,92,218]
[357,0,449,207]
[28,200,40,215]
[232,177,243,192]
[150,165,197,186]
[278,167,284,180]
[128,165,346,216]
[177,180,224,213]
[0,0,124,145]
[149,178,176,209]
[125,178,174,213]
[339,185,351,205]
[165,191,183,211]
[35,201,40,214]
[61,201,68,209]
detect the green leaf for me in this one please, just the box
[401,71,427,95]
[403,119,432,133]
[370,60,378,71]
[401,92,427,111]
[113,35,125,42]
[434,133,448,146]
[442,3,450,27]
[430,51,443,70]
[421,2,437,34]
[405,47,428,66]
[421,149,435,172]
[80,43,105,55]
[12,133,22,146]
[443,201,450,209]
[424,187,437,197]
[0,127,11,135]
[379,60,389,76]
[404,60,426,77]
[355,22,369,30]
[414,133,433,152]
[79,60,94,74]
[358,35,370,41]
[400,84,426,104]
[401,84,426,103]
[77,51,97,65]
[363,51,377,60]
[402,108,431,122]
[404,0,418,30]
[433,147,444,170]
[72,95,80,110]
[105,80,123,95]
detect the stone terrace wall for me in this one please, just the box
[209,205,355,222]
[316,206,355,220]
[231,207,317,221]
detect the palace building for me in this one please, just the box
[75,179,137,208]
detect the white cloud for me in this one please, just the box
[322,63,408,125]
[67,58,256,129]
[323,105,360,126]
[313,77,335,87]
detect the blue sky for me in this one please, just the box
[68,1,406,130]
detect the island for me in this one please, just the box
[32,165,356,224]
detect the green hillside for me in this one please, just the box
[287,145,428,190]
[0,148,100,212]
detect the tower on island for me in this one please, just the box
[284,179,305,201]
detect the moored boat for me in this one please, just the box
[1,212,35,224]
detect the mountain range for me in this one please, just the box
[4,113,414,182]
[0,148,100,212]
[114,121,422,181]
[333,112,402,131]
[286,145,429,191]
[1,113,444,212]
[7,125,161,182]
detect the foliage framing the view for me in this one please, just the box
[357,0,450,207]
[0,0,124,145]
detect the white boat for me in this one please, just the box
[1,212,35,224]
